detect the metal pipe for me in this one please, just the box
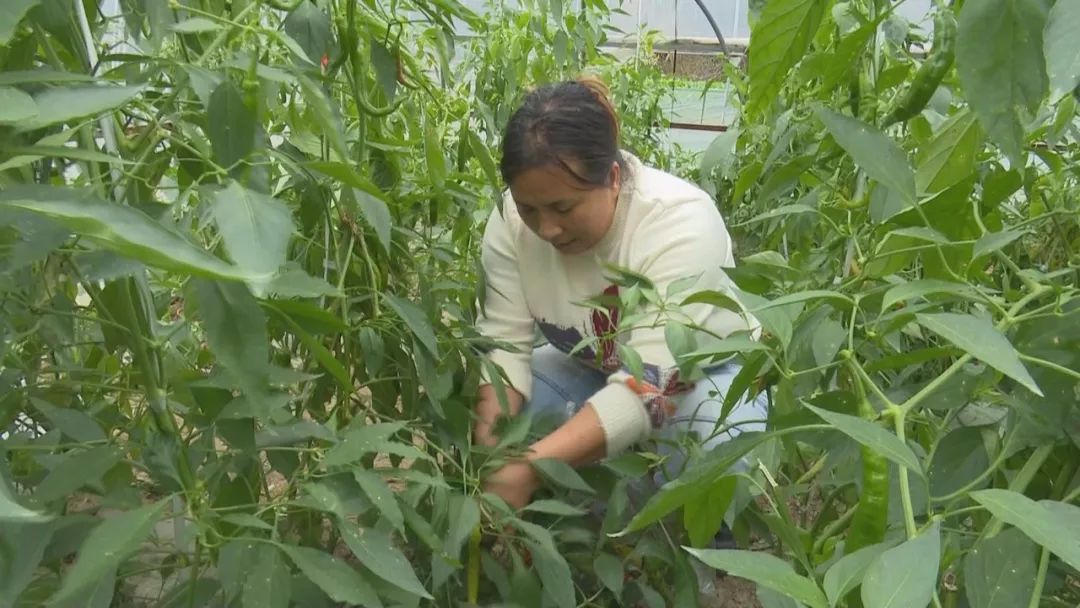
[690,0,729,56]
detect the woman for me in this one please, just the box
[472,74,768,510]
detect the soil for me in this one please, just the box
[703,576,761,608]
[653,50,748,81]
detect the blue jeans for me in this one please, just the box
[523,344,770,489]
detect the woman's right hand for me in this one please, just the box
[473,383,524,447]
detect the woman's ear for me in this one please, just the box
[609,161,621,187]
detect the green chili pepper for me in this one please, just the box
[881,5,956,128]
[841,359,890,554]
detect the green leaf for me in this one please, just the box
[0,521,54,603]
[972,229,1024,261]
[210,181,295,277]
[681,289,745,312]
[467,130,499,188]
[751,290,854,312]
[681,335,771,365]
[255,420,334,448]
[699,129,739,180]
[282,1,332,63]
[280,544,383,608]
[530,458,596,494]
[740,203,819,226]
[0,187,253,281]
[295,72,348,161]
[323,422,407,468]
[423,115,446,189]
[0,70,97,86]
[207,80,256,169]
[522,499,588,517]
[617,431,774,535]
[593,553,624,597]
[432,495,481,589]
[242,545,291,608]
[929,426,989,497]
[170,17,221,33]
[1,145,134,171]
[747,0,827,117]
[258,265,342,298]
[370,41,398,102]
[969,490,1080,572]
[861,522,941,608]
[964,528,1037,608]
[686,548,828,608]
[351,188,393,252]
[0,0,40,45]
[0,86,37,123]
[48,500,169,606]
[382,294,438,357]
[32,446,121,505]
[956,0,1049,164]
[802,403,924,477]
[617,343,645,381]
[269,308,352,395]
[0,472,51,523]
[30,398,106,443]
[1044,0,1080,102]
[881,279,983,312]
[822,541,895,607]
[353,471,404,533]
[816,107,916,207]
[220,514,274,531]
[338,525,432,600]
[915,109,983,195]
[684,477,736,548]
[192,279,272,415]
[915,313,1042,396]
[20,84,144,132]
[526,539,576,608]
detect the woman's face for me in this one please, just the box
[508,161,620,255]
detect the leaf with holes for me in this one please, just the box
[964,528,1037,608]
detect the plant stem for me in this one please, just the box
[899,353,971,415]
[893,410,919,538]
[1018,353,1080,381]
[931,429,1016,503]
[851,359,897,409]
[1028,547,1050,608]
[811,505,856,557]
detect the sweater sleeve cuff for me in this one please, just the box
[479,350,533,402]
[587,381,652,457]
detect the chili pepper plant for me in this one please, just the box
[1,0,1079,607]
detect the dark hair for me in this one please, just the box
[499,74,625,188]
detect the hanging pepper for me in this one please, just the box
[881,5,956,128]
[839,353,890,554]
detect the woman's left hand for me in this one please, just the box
[484,460,541,510]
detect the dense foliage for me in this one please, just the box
[1,0,1078,607]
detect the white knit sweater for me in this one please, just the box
[475,152,759,457]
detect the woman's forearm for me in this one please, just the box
[527,403,607,467]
